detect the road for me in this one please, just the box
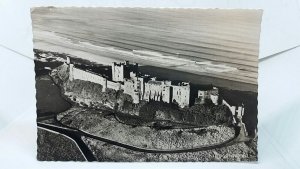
[37,119,247,161]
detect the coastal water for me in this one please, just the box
[31,8,261,87]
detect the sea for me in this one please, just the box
[31,7,262,93]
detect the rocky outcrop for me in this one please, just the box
[51,63,232,126]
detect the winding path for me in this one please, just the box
[37,119,247,161]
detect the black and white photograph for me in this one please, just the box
[31,7,262,162]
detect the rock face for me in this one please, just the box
[51,63,232,126]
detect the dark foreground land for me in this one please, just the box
[35,49,257,161]
[37,128,85,161]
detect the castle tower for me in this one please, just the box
[66,56,70,65]
[69,63,74,81]
[111,62,125,82]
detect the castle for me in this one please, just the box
[110,61,191,108]
[66,57,243,114]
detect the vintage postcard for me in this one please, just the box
[32,7,262,162]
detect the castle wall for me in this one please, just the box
[143,80,171,103]
[124,79,135,95]
[70,62,141,104]
[172,85,190,108]
[162,86,171,103]
[69,64,124,92]
[72,66,107,92]
[144,82,162,102]
[68,60,196,107]
[123,79,139,103]
[107,80,121,91]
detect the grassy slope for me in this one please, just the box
[37,128,85,161]
[57,107,235,150]
[82,136,257,162]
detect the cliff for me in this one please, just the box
[51,63,232,126]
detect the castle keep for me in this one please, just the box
[112,61,138,82]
